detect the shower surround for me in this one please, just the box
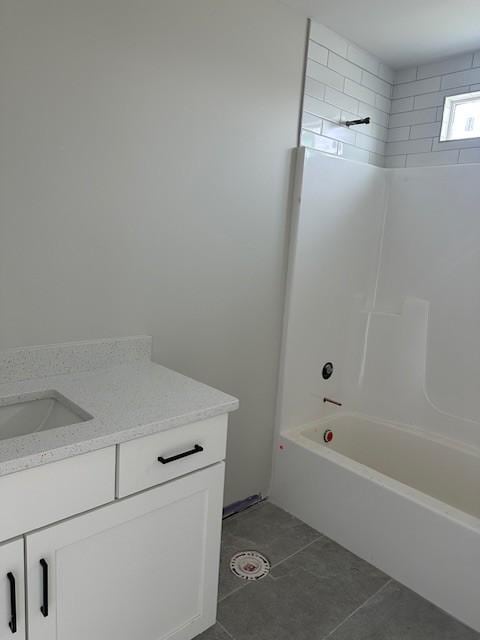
[271,147,480,631]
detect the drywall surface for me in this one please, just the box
[0,0,306,504]
[387,52,480,167]
[301,21,394,166]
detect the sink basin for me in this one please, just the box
[0,392,92,442]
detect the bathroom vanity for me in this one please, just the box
[0,337,238,640]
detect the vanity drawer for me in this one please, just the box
[0,447,115,543]
[117,414,228,497]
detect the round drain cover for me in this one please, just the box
[230,551,271,581]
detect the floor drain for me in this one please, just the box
[230,551,271,581]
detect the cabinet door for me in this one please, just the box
[26,462,224,640]
[0,539,25,640]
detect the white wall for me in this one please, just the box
[301,21,394,166]
[0,0,306,505]
[387,52,480,167]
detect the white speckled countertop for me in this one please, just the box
[0,337,238,477]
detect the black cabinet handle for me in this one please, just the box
[39,559,48,618]
[6,572,16,634]
[158,444,204,464]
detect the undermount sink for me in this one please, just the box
[0,392,92,442]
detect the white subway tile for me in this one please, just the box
[414,91,446,110]
[441,67,480,89]
[385,155,407,168]
[362,70,392,97]
[352,119,387,142]
[342,117,386,142]
[378,63,395,84]
[369,152,385,166]
[458,148,480,163]
[413,86,470,109]
[302,112,324,134]
[301,129,339,154]
[339,142,370,162]
[306,59,344,90]
[310,23,348,57]
[389,108,437,127]
[390,97,415,113]
[406,150,459,167]
[303,95,341,122]
[385,139,432,156]
[322,120,357,144]
[417,53,473,79]
[304,77,326,101]
[409,122,441,139]
[375,94,391,113]
[395,67,417,84]
[341,109,357,121]
[344,79,376,106]
[431,137,480,151]
[474,52,480,67]
[346,44,380,75]
[370,122,388,142]
[393,76,441,98]
[327,52,362,82]
[355,132,385,154]
[324,86,359,114]
[308,41,328,66]
[358,102,389,127]
[387,127,410,142]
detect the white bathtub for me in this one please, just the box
[271,413,480,632]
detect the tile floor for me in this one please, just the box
[199,501,479,640]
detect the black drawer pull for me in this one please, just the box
[6,572,16,634]
[158,444,204,464]
[40,559,48,618]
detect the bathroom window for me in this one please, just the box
[440,91,480,141]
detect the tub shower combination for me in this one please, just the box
[271,148,480,632]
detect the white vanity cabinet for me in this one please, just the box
[0,414,229,640]
[0,539,25,640]
[26,463,224,640]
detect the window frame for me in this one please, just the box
[440,91,480,143]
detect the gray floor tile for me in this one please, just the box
[218,502,321,600]
[223,502,315,545]
[214,502,477,640]
[329,581,480,640]
[217,536,388,640]
[271,536,388,605]
[196,623,233,639]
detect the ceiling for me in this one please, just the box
[281,0,480,68]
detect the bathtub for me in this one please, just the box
[271,413,480,632]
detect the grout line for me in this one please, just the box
[217,582,247,604]
[321,579,393,640]
[270,535,324,571]
[308,39,394,86]
[217,620,236,640]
